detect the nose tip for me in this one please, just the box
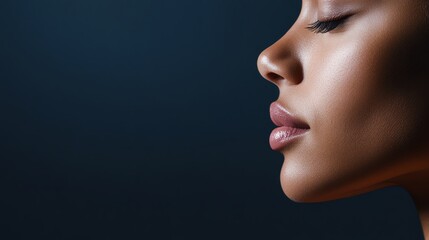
[257,53,284,82]
[257,41,303,86]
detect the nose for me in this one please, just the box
[257,37,303,86]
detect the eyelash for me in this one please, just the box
[306,16,349,33]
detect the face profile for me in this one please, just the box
[257,0,429,236]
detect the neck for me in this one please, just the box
[407,183,429,240]
[417,202,429,240]
[392,170,429,239]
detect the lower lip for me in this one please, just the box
[269,126,309,150]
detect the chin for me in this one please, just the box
[279,163,394,204]
[280,176,352,203]
[280,177,324,203]
[279,164,326,203]
[278,157,369,203]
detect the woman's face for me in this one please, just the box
[257,0,429,202]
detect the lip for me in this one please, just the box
[269,102,310,151]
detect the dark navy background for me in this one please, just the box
[1,0,424,239]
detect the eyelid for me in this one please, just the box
[306,14,352,34]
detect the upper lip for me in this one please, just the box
[270,102,310,129]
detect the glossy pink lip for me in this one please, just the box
[269,102,310,150]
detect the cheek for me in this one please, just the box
[311,9,429,169]
[281,18,429,202]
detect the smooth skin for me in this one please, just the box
[257,0,429,238]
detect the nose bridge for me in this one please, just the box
[257,28,303,86]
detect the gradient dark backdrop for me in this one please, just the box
[1,0,424,239]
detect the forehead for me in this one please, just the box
[305,0,369,5]
[303,0,370,13]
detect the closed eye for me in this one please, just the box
[306,16,350,33]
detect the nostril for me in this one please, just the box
[266,72,284,82]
